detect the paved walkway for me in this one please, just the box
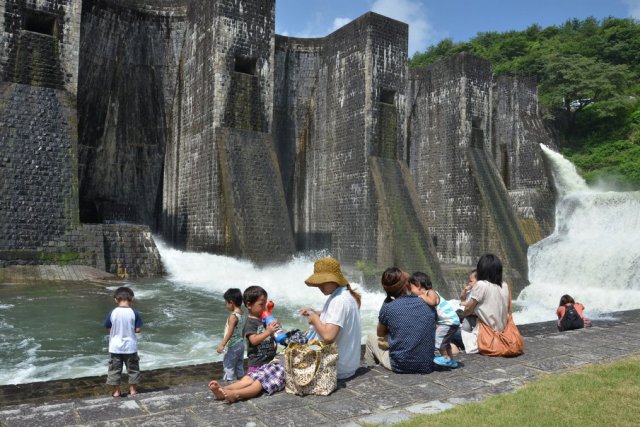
[1,310,639,427]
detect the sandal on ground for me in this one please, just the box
[433,356,457,368]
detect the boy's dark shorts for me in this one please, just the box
[106,352,141,385]
[435,324,460,349]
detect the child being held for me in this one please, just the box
[216,288,246,382]
[209,285,285,402]
[459,269,477,307]
[557,294,590,331]
[409,272,460,368]
[104,286,143,397]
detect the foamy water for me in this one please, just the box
[0,246,386,385]
[156,241,387,330]
[514,145,640,324]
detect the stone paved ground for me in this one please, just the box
[1,310,639,427]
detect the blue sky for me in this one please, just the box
[275,0,640,56]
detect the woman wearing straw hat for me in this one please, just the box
[299,257,362,380]
[364,267,436,373]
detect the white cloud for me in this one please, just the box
[275,26,290,37]
[295,12,327,38]
[330,17,352,33]
[623,0,640,19]
[372,0,434,55]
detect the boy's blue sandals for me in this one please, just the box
[433,356,458,369]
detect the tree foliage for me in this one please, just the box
[409,18,640,188]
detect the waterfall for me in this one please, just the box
[539,145,589,196]
[155,241,386,322]
[514,145,640,323]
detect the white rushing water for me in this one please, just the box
[514,144,640,324]
[156,241,387,332]
[0,244,387,386]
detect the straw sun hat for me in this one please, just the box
[304,257,349,287]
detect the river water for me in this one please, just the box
[0,248,386,385]
[1,145,639,385]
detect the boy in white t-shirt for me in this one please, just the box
[104,286,143,397]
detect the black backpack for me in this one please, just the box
[559,304,584,331]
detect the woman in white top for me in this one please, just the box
[460,254,510,332]
[299,257,362,380]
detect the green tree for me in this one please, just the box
[411,38,461,68]
[538,54,629,137]
[408,17,640,188]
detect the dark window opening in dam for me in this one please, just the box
[471,116,484,149]
[234,56,257,75]
[23,10,57,36]
[501,144,511,189]
[379,88,395,105]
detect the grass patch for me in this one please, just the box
[39,251,80,265]
[389,356,640,426]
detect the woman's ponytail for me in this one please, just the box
[346,284,362,308]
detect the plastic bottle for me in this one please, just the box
[305,326,316,342]
[261,300,288,344]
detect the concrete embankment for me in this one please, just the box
[0,265,116,284]
[1,310,639,426]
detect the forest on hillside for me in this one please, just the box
[410,17,640,189]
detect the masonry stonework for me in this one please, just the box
[78,0,187,228]
[407,55,555,290]
[1,0,557,294]
[0,83,78,251]
[0,0,164,277]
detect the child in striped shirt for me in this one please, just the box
[409,272,461,369]
[216,288,246,382]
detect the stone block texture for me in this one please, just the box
[493,75,556,243]
[288,13,420,269]
[0,83,78,251]
[162,0,277,255]
[1,0,558,292]
[0,1,163,277]
[408,55,493,268]
[407,54,555,293]
[369,157,445,288]
[77,0,187,228]
[101,224,163,277]
[1,0,81,93]
[37,224,163,277]
[0,1,82,266]
[216,128,295,263]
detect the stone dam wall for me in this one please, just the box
[0,0,558,294]
[162,0,278,254]
[0,83,78,251]
[78,0,186,228]
[290,12,408,267]
[0,0,81,93]
[0,222,162,279]
[407,54,555,291]
[0,0,163,278]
